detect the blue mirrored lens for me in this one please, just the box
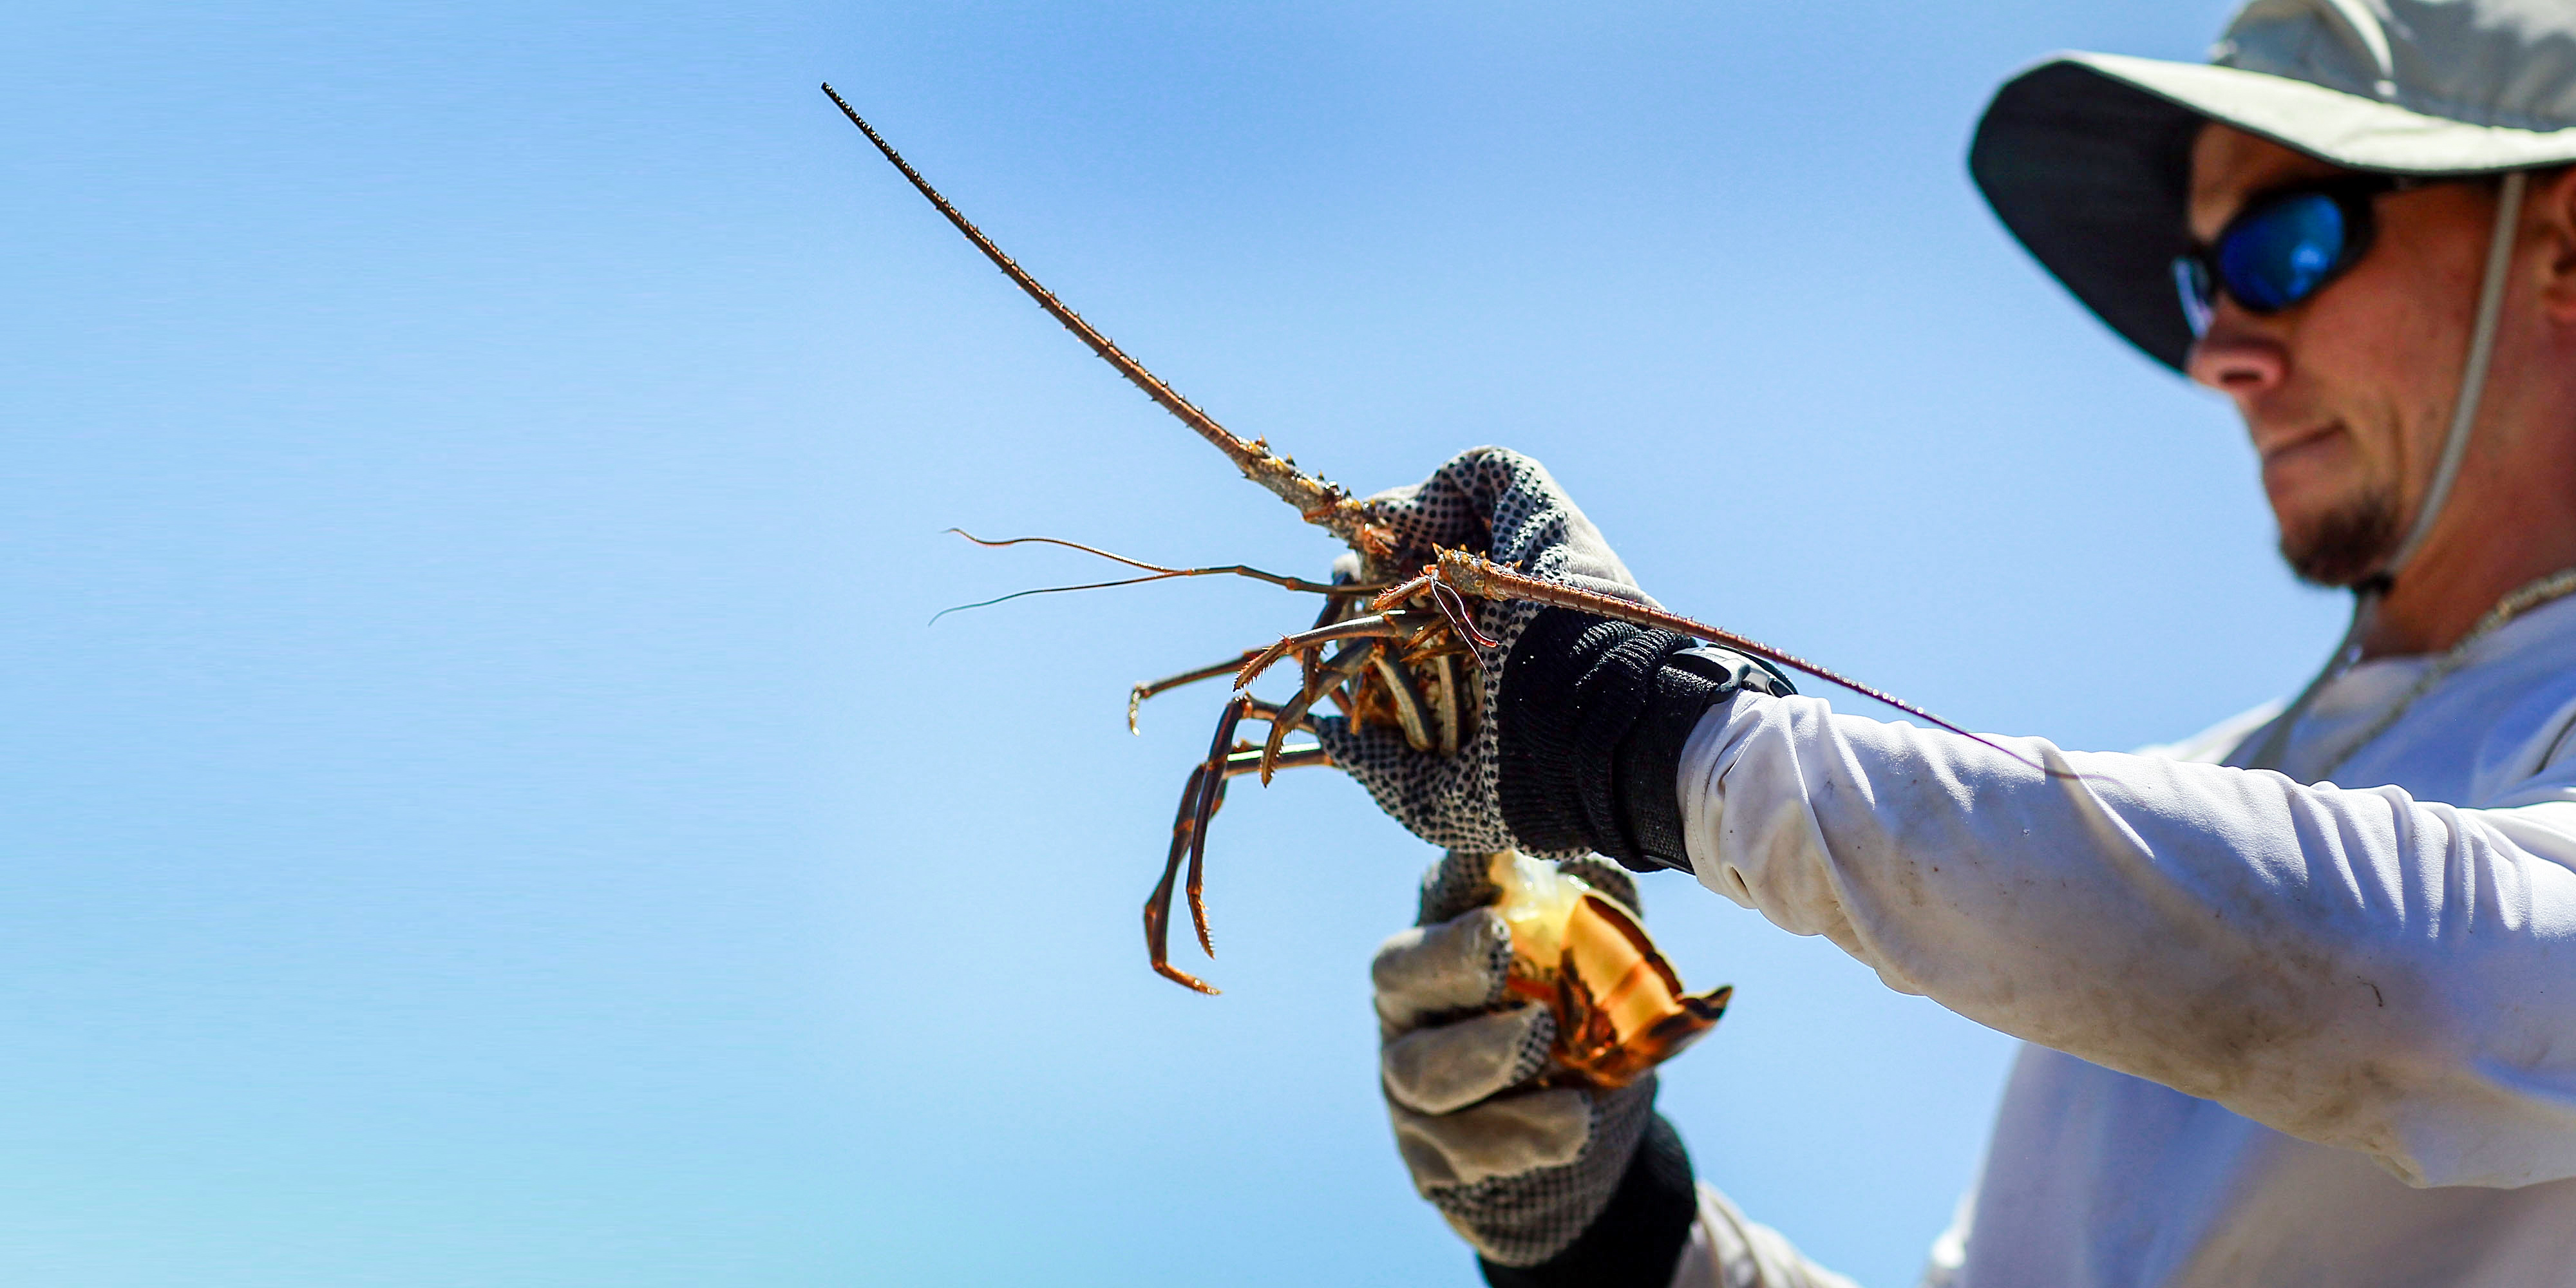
[2216,193,2347,312]
[2173,257,2213,337]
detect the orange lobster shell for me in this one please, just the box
[1488,852,1731,1088]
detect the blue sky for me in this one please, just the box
[5,2,2344,1284]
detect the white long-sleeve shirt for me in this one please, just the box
[1666,592,2576,1287]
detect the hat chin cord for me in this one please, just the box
[2239,169,2527,774]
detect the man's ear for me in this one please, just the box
[2532,165,2576,321]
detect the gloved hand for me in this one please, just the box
[1316,448,1795,871]
[1374,851,1699,1280]
[1313,447,1652,858]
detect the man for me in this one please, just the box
[1321,2,2576,1284]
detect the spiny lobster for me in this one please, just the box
[822,84,2022,1007]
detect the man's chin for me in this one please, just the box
[2278,493,2400,587]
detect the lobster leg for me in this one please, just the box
[1235,611,1427,692]
[1143,696,1249,994]
[1144,759,1217,992]
[1366,647,1437,754]
[1428,651,1464,757]
[1144,696,1334,994]
[1228,741,1327,774]
[1129,650,1263,734]
[1260,641,1377,782]
[1180,695,1252,960]
[1302,591,1360,715]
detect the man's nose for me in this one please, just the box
[2185,328,2287,397]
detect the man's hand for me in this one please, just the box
[1374,851,1696,1278]
[1318,448,1794,871]
[1314,447,1654,857]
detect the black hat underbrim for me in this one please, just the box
[1970,60,2212,374]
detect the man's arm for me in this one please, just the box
[1679,692,2576,1188]
[1663,1184,1864,1288]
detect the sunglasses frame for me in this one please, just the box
[2174,173,2438,336]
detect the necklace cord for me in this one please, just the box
[2269,567,2576,781]
[2239,591,2371,773]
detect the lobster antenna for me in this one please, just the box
[820,84,1384,551]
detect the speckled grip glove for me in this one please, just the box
[1315,448,1654,857]
[1374,851,1681,1272]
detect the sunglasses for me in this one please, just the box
[2172,174,2432,337]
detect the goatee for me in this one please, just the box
[2280,487,2400,587]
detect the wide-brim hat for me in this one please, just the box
[1970,0,2576,373]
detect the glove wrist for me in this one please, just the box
[1477,1113,1699,1288]
[1497,608,1794,873]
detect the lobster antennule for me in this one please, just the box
[1416,548,2090,780]
[822,84,1390,554]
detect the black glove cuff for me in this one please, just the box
[1499,608,1796,873]
[1495,609,1592,855]
[1618,646,1800,869]
[1478,1113,1698,1288]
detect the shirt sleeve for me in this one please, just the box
[1665,1184,1862,1288]
[1676,693,2576,1189]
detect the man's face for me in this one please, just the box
[2185,125,2499,585]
